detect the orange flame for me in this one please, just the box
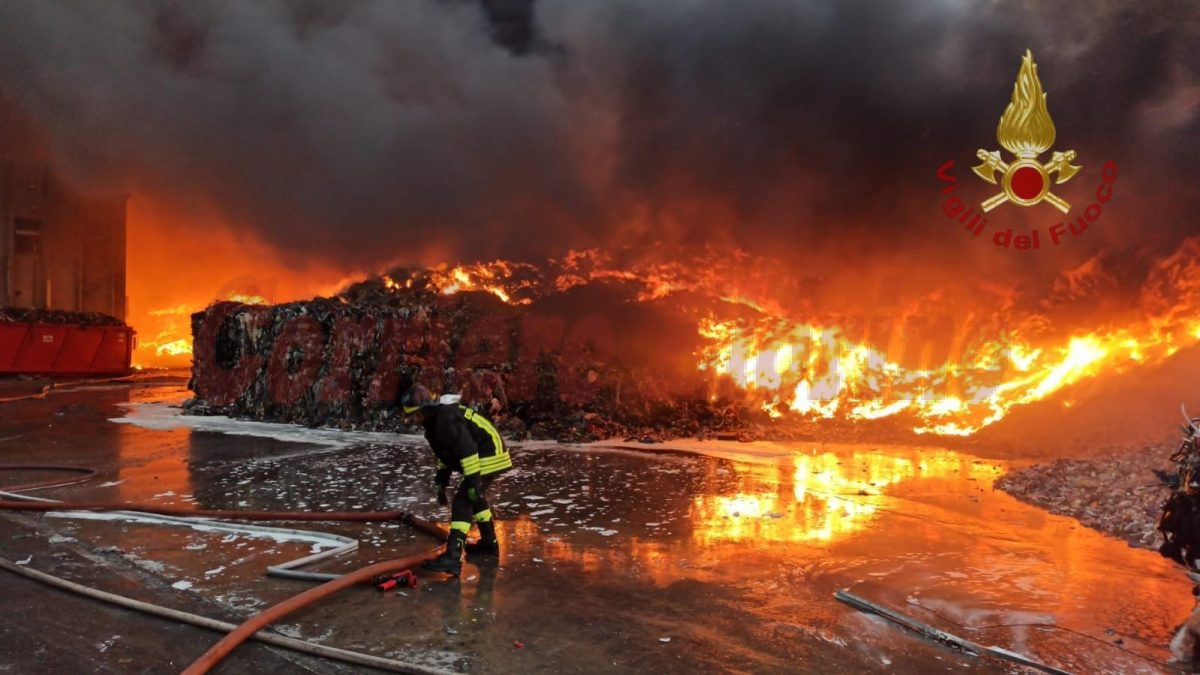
[128,196,1200,439]
[427,261,537,305]
[422,245,1200,436]
[695,259,1200,436]
[126,200,365,369]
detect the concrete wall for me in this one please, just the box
[0,160,126,321]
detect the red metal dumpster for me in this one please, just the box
[0,323,134,375]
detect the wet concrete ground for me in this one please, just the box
[0,378,1193,673]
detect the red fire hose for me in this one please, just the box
[0,465,450,673]
[180,549,440,675]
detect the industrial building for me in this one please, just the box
[0,160,127,321]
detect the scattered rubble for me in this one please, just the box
[995,443,1172,549]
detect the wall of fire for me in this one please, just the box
[0,161,127,321]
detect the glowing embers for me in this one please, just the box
[427,261,538,305]
[690,447,990,545]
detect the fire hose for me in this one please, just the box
[0,556,447,674]
[0,374,143,405]
[0,465,449,582]
[180,551,437,675]
[0,465,452,673]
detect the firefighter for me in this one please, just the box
[400,383,512,576]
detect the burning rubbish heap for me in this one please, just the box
[182,242,1200,443]
[183,262,829,442]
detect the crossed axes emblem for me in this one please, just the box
[972,149,1081,214]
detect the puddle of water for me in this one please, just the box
[24,389,1191,672]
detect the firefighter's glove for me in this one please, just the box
[464,474,483,504]
[434,468,451,506]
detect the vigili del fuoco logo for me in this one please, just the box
[935,50,1117,251]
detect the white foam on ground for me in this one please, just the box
[110,401,422,450]
[526,438,951,466]
[112,400,952,469]
[517,441,691,463]
[519,437,805,464]
[45,510,343,549]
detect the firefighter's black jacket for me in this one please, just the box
[423,403,512,479]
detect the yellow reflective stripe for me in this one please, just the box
[474,509,493,522]
[457,406,509,474]
[450,521,472,534]
[480,454,510,468]
[479,454,512,473]
[461,406,505,456]
[461,453,481,475]
[402,404,420,414]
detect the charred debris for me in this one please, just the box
[183,269,911,444]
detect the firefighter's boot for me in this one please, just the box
[423,531,465,576]
[465,519,500,559]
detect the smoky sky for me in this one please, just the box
[0,0,1196,275]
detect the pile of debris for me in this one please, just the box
[995,443,1172,548]
[183,301,780,442]
[184,273,812,443]
[0,306,125,326]
[183,269,937,444]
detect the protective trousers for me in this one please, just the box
[449,474,495,537]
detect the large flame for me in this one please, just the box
[129,202,1200,439]
[416,244,1200,437]
[127,200,366,369]
[695,244,1200,435]
[996,49,1057,158]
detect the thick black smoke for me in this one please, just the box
[0,0,1196,281]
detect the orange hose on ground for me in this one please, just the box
[0,465,455,672]
[0,500,448,539]
[0,500,397,520]
[180,548,441,675]
[0,466,449,539]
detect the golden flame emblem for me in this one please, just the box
[973,50,1081,213]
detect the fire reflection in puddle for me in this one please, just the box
[691,448,1003,544]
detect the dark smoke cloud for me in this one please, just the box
[0,0,1196,282]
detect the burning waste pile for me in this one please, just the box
[182,243,1200,444]
[183,261,821,442]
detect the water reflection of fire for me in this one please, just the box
[691,449,1000,545]
[499,446,1003,585]
[504,514,685,587]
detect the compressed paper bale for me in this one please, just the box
[182,274,797,443]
